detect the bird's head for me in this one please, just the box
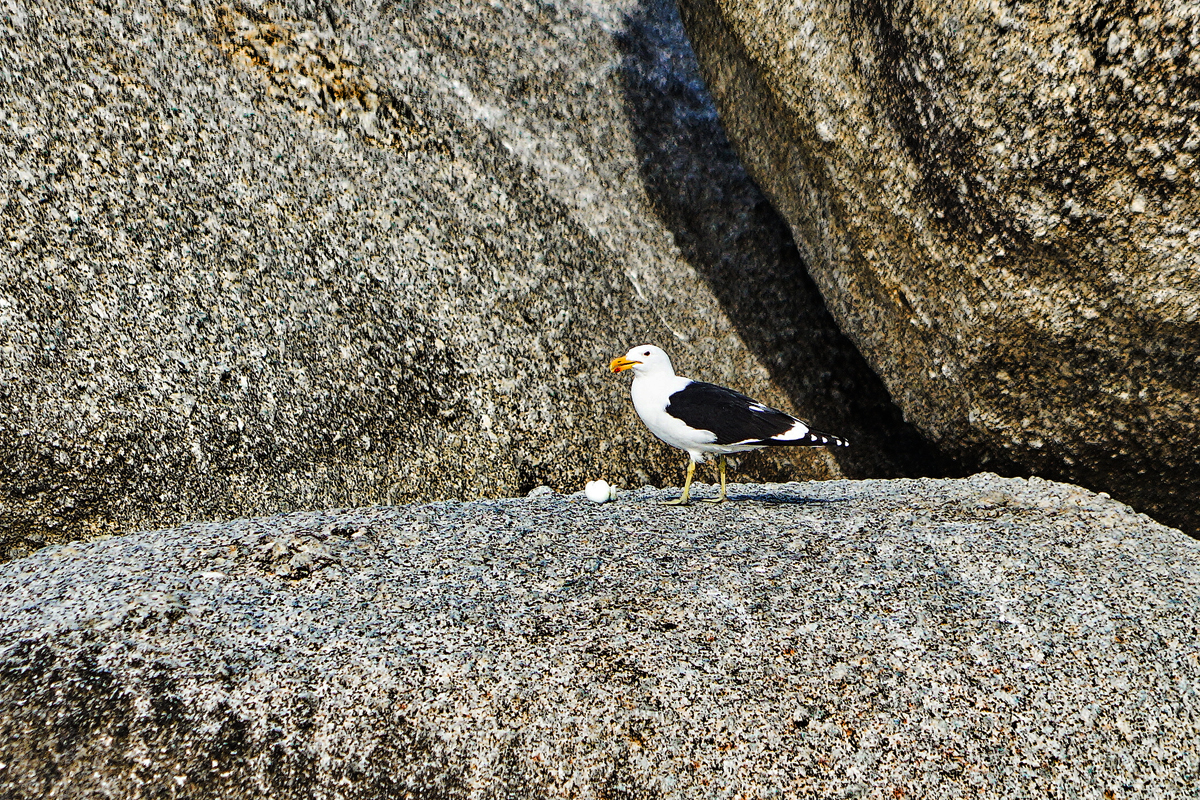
[610,344,674,377]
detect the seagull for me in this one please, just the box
[610,344,848,505]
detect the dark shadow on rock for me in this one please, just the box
[613,0,981,480]
[650,490,855,505]
[737,494,855,506]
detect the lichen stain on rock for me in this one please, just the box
[212,3,445,153]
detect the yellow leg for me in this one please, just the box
[661,460,696,505]
[701,456,728,504]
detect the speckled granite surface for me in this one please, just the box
[675,0,1200,535]
[0,0,945,555]
[1,473,1195,797]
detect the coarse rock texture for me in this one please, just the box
[673,0,1200,535]
[0,0,949,557]
[1,474,1197,798]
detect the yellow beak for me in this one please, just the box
[610,357,639,373]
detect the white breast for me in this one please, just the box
[630,374,717,460]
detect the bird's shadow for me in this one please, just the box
[613,0,965,480]
[736,494,853,506]
[671,493,853,506]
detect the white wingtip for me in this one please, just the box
[770,419,811,442]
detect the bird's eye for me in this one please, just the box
[643,351,650,356]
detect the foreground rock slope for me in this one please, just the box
[1,474,1196,798]
[0,0,943,555]
[675,0,1200,534]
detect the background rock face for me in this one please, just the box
[1,476,1197,797]
[0,0,949,555]
[674,0,1200,534]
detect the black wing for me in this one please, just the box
[665,381,799,445]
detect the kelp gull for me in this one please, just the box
[610,344,848,505]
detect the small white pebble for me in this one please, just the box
[585,480,617,503]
